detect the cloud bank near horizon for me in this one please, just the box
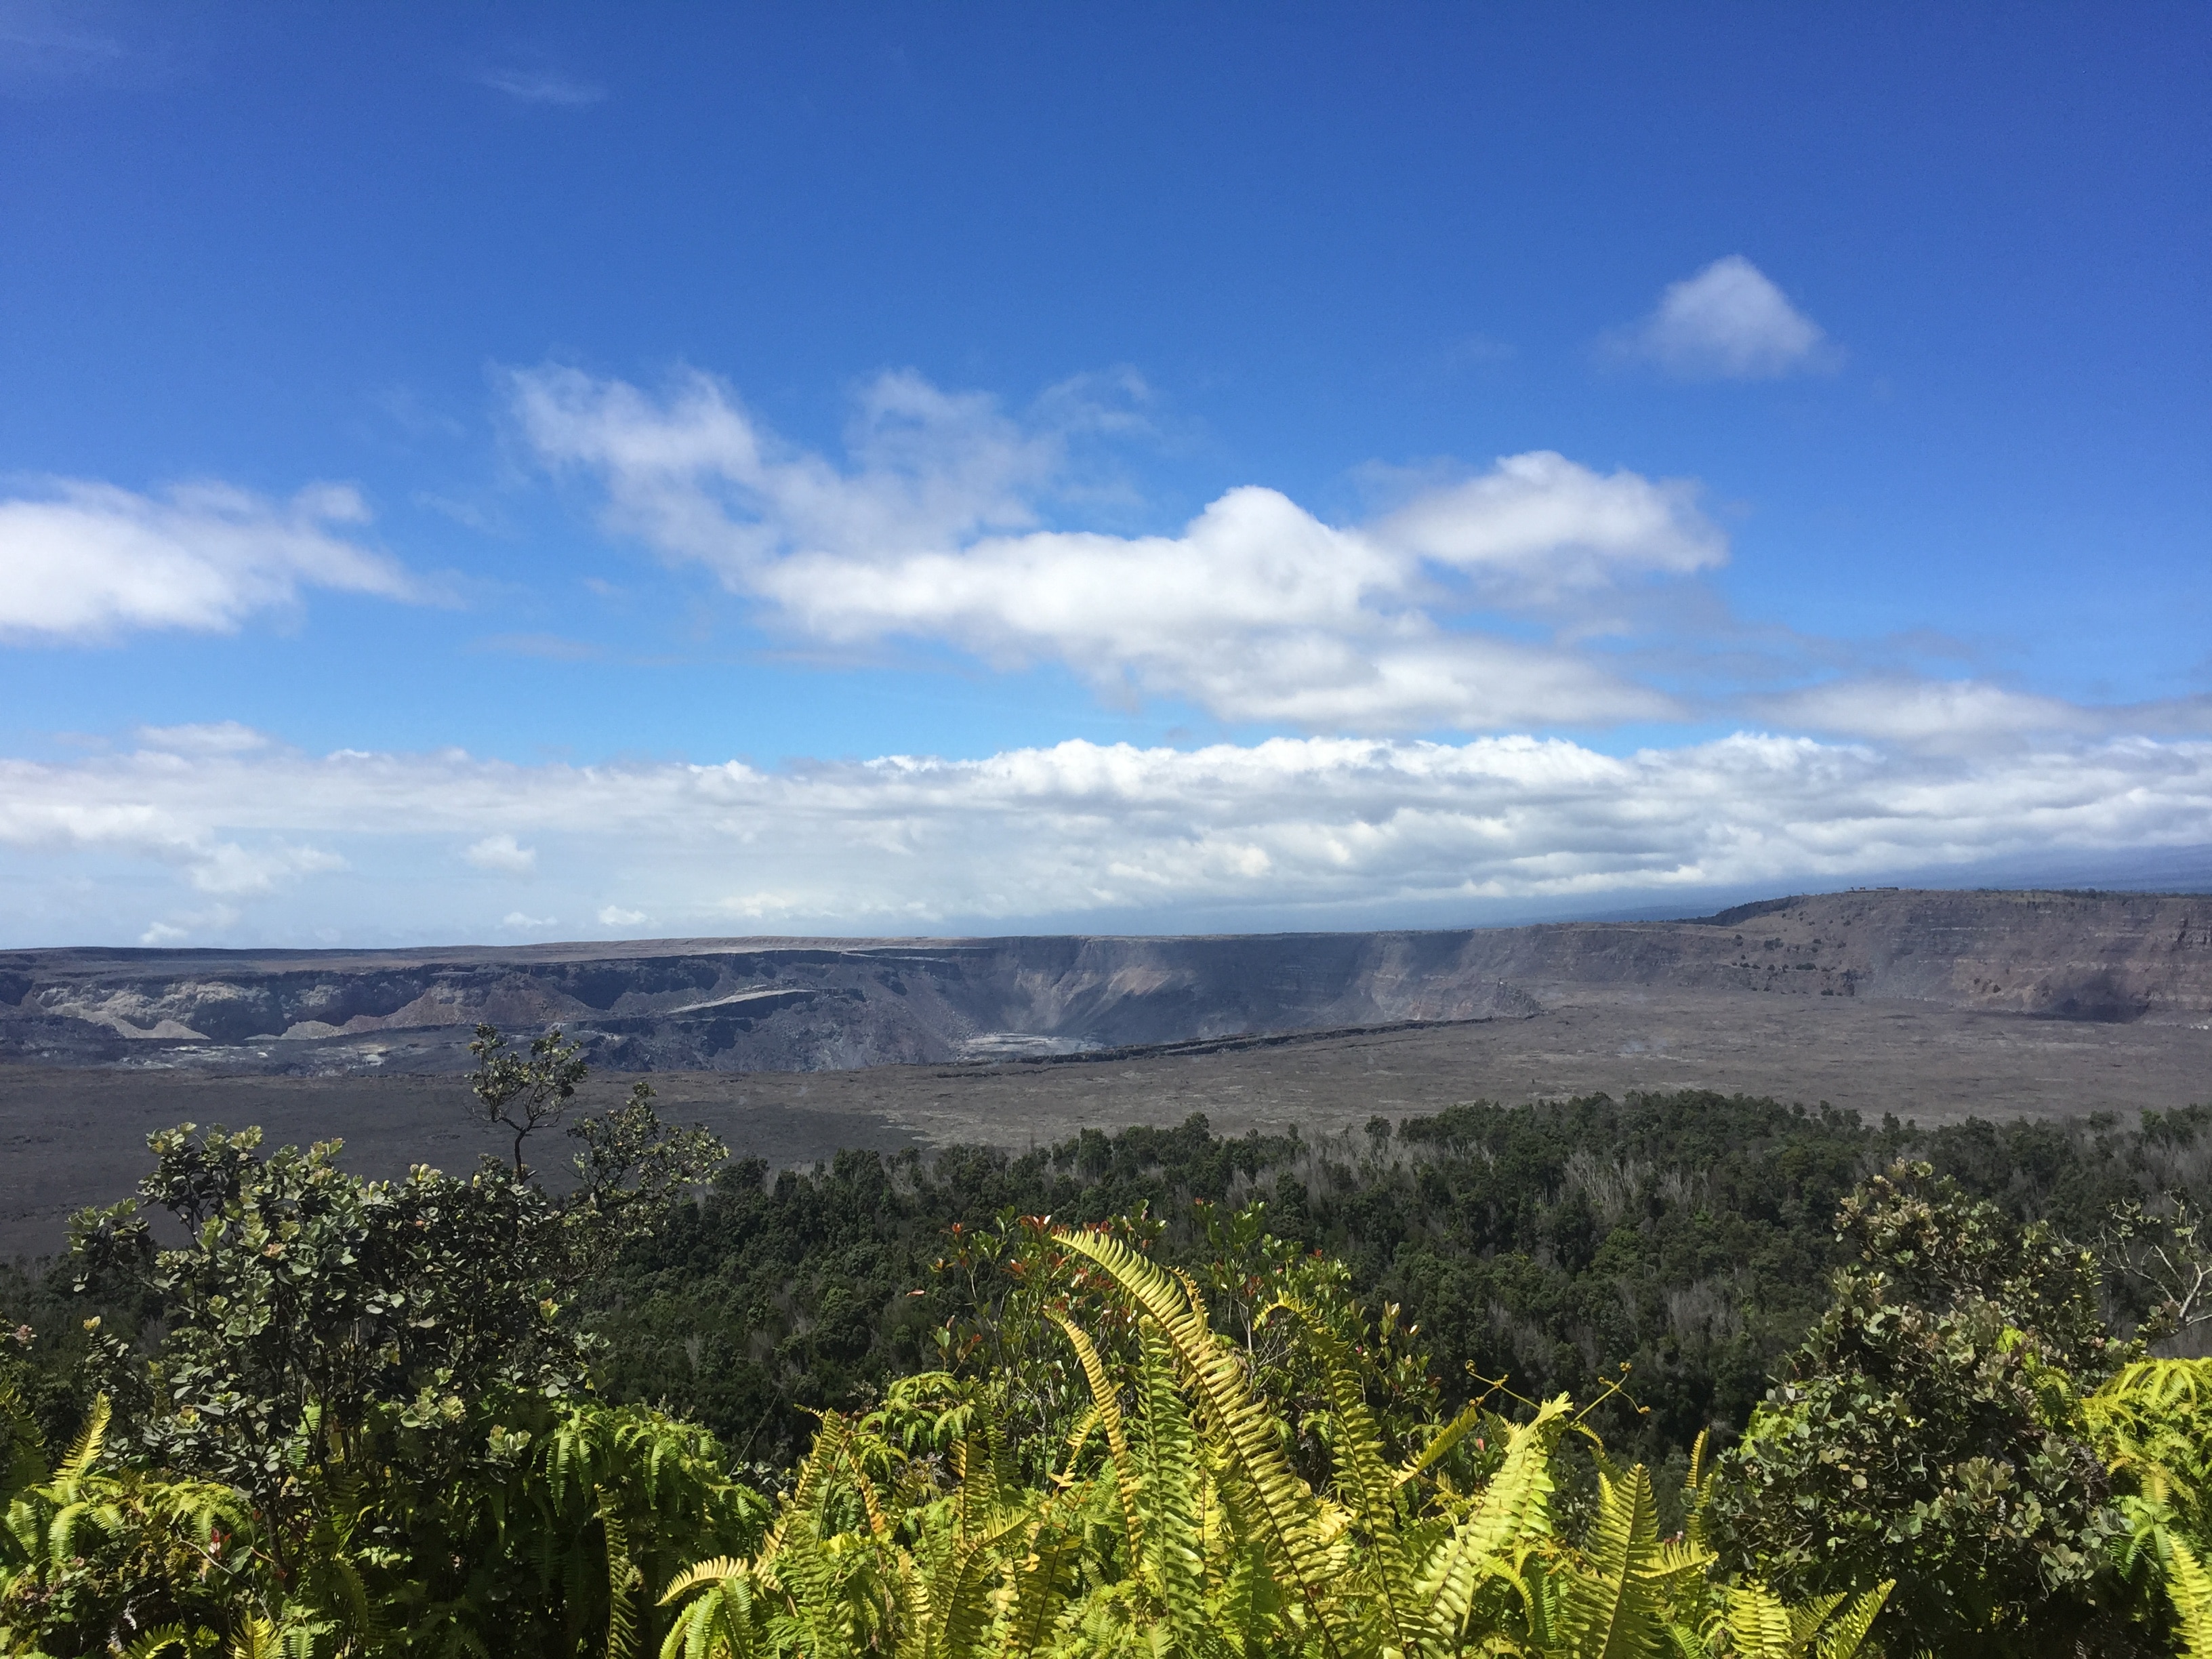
[5,362,2205,947]
[2,724,2207,947]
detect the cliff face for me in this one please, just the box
[2,888,2207,1076]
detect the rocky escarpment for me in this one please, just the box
[1,888,2207,1076]
[0,934,1546,1075]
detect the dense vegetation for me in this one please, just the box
[3,1025,2210,1655]
[584,1091,2207,1469]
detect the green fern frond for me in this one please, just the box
[119,1622,196,1659]
[1052,1225,1347,1658]
[953,1422,1000,1544]
[1048,1311,1142,1556]
[1681,1428,1715,1555]
[996,1502,1080,1659]
[1644,1540,1713,1584]
[2091,1357,2212,1418]
[54,1393,109,1487]
[660,1556,754,1605]
[1810,1580,1892,1659]
[760,1414,880,1659]
[47,1496,125,1567]
[0,1379,47,1497]
[1782,1590,1845,1652]
[605,1507,642,1659]
[928,1503,1036,1659]
[782,1411,849,1543]
[1397,1394,1490,1488]
[299,1534,377,1649]
[1724,1582,1795,1658]
[1553,1463,1672,1659]
[1273,1294,1417,1650]
[667,1568,765,1659]
[1133,1322,1209,1648]
[2163,1541,2212,1659]
[1413,1395,1570,1651]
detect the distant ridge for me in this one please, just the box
[3,888,2209,1077]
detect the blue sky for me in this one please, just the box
[1,3,2207,946]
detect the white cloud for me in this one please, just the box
[1366,450,1725,594]
[1762,679,2097,749]
[0,478,418,641]
[513,365,1056,570]
[186,841,347,897]
[1760,679,2212,752]
[132,903,241,946]
[0,728,352,898]
[134,721,271,754]
[513,367,1728,732]
[597,905,648,928]
[1609,255,1835,380]
[0,726,2205,941]
[480,68,605,106]
[465,832,537,873]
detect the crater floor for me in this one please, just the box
[6,983,2206,1259]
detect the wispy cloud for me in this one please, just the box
[2,725,2207,943]
[473,632,606,662]
[0,0,124,81]
[512,366,1726,732]
[1605,255,1837,380]
[0,478,420,642]
[134,721,270,754]
[1759,678,2212,752]
[479,67,605,108]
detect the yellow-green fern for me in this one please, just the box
[2167,1538,2212,1658]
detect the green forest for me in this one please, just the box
[5,1024,2211,1657]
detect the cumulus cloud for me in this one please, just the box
[464,833,537,874]
[1607,256,1836,380]
[501,912,558,930]
[513,367,1727,731]
[1,726,2206,941]
[597,905,647,928]
[1367,451,1724,594]
[0,478,418,642]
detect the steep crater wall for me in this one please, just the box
[2,888,2207,1076]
